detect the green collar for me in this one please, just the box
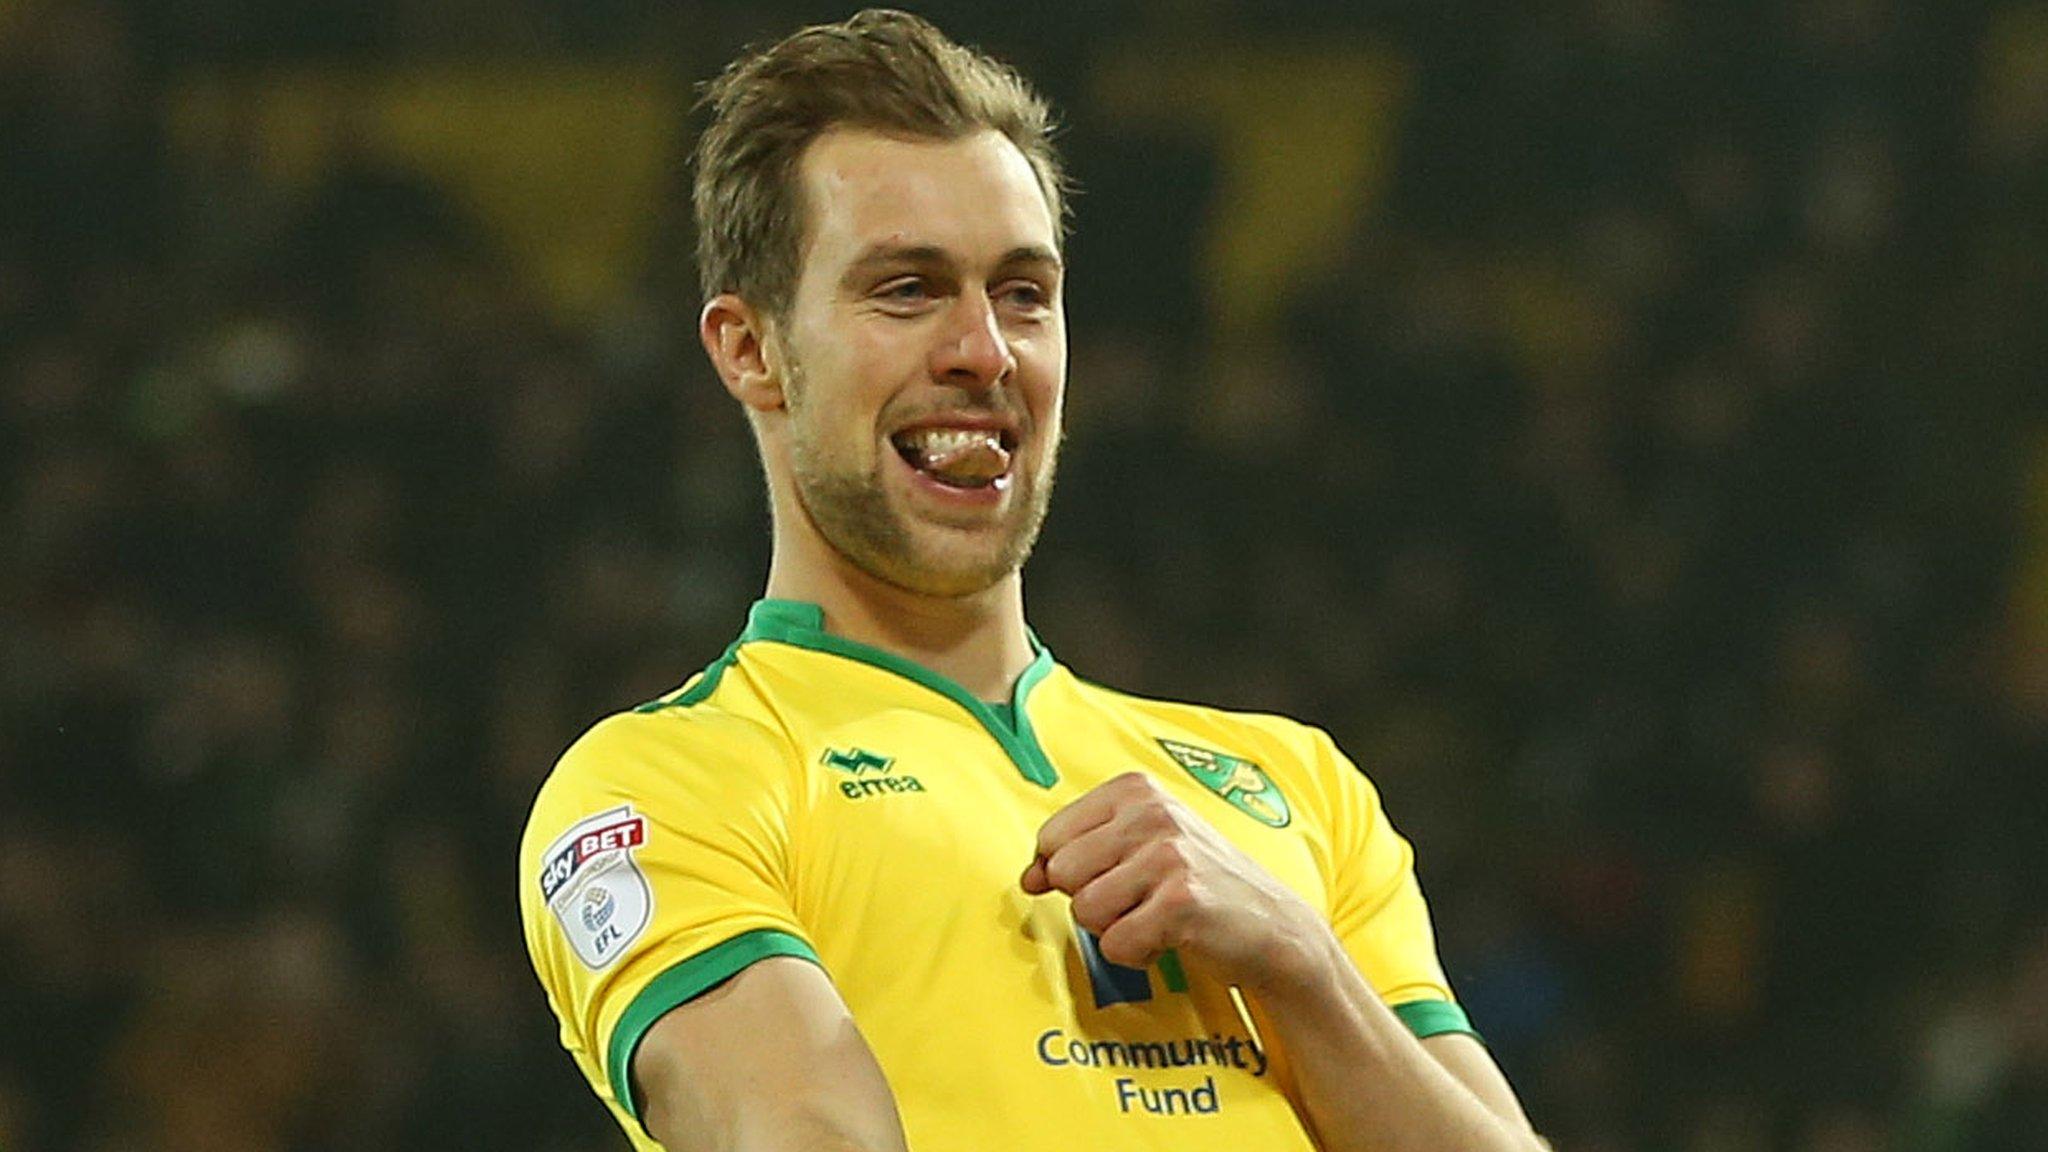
[730,599,1060,788]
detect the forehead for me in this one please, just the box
[795,128,1058,272]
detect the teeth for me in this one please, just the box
[907,428,1001,457]
[897,427,1011,486]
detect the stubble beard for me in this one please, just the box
[781,358,1057,600]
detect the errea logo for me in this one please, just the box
[822,746,927,800]
[823,747,893,774]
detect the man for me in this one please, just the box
[519,10,1545,1151]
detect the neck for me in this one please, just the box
[764,549,1035,704]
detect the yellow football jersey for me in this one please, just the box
[519,599,1473,1151]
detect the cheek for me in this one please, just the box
[1029,319,1066,394]
[801,323,901,405]
[1025,351,1066,434]
[785,346,882,449]
[1035,388,1064,442]
[793,398,874,469]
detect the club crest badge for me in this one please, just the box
[1157,739,1292,828]
[538,806,653,969]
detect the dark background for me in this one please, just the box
[3,1,2045,1149]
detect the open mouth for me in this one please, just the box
[890,426,1017,490]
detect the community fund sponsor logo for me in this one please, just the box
[1157,739,1290,828]
[822,746,927,800]
[1035,1027,1268,1116]
[1077,925,1188,1008]
[538,806,652,969]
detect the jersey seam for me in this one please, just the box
[634,649,740,713]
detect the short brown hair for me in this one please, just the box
[691,8,1067,319]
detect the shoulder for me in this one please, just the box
[555,702,794,791]
[520,703,801,867]
[1073,676,1343,766]
[1065,675,1353,789]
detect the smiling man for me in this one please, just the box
[519,10,1546,1152]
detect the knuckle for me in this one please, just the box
[1043,854,1082,892]
[1070,878,1109,920]
[1114,771,1165,800]
[1142,838,1192,873]
[1098,931,1153,969]
[1033,823,1063,857]
[1133,800,1177,835]
[1071,894,1109,933]
[1157,875,1197,914]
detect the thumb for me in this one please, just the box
[1020,854,1051,894]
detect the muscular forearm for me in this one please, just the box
[633,958,913,1152]
[646,1098,910,1152]
[1025,773,1542,1150]
[1245,932,1543,1152]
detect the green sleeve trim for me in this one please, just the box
[1392,999,1478,1041]
[605,928,821,1124]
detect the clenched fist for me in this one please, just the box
[1020,771,1327,994]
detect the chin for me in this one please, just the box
[869,540,1022,599]
[794,461,1048,599]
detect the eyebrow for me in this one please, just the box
[841,243,1064,283]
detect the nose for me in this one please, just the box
[929,293,1016,390]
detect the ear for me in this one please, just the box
[700,293,787,413]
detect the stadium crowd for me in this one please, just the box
[2,1,2043,1149]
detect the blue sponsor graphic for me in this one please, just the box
[1076,928,1191,1008]
[1078,928,1154,1006]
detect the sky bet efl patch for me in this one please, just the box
[539,806,653,969]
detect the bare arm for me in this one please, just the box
[631,956,910,1152]
[1025,773,1544,1152]
[1243,930,1540,1151]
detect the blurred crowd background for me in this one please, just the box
[4,1,2046,1149]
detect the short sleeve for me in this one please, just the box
[1313,730,1475,1040]
[518,709,818,1124]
